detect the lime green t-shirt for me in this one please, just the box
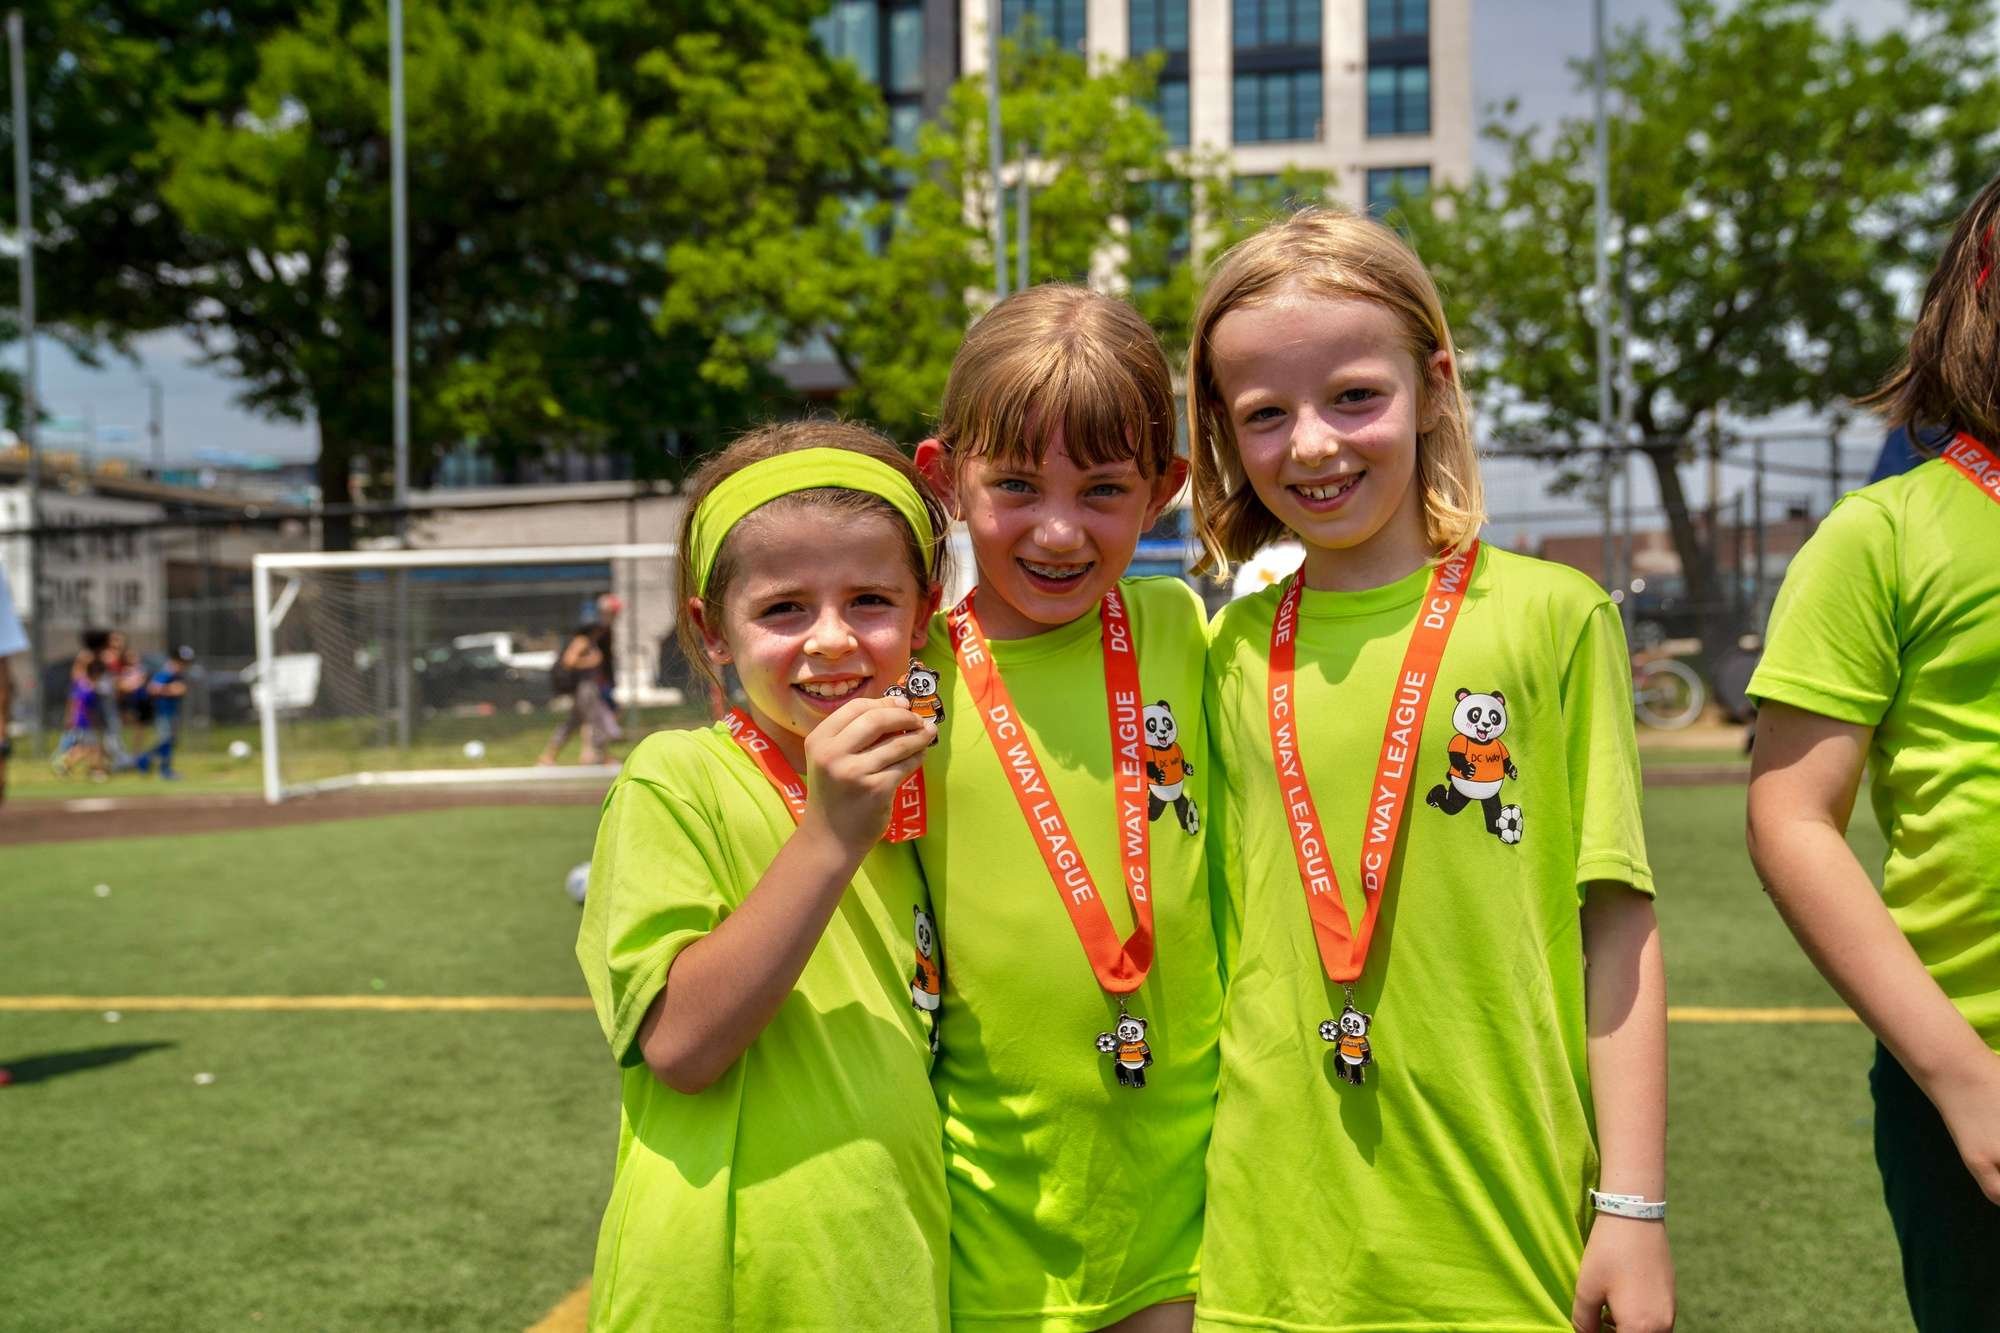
[1199,546,1652,1333]
[1749,460,2000,1047]
[574,725,950,1332]
[918,576,1223,1330]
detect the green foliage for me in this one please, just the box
[1410,0,1998,445]
[2,1,879,523]
[1399,0,1998,629]
[662,38,1329,443]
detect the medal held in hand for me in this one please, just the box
[1096,1000,1154,1089]
[884,658,945,745]
[1269,543,1479,1085]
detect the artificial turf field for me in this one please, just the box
[1,785,1911,1332]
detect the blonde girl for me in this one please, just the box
[1189,210,1673,1333]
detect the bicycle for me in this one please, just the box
[1632,654,1706,730]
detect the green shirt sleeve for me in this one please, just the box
[1748,494,1900,726]
[575,775,730,1068]
[1561,599,1655,897]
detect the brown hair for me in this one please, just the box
[1186,208,1485,573]
[1860,171,2000,449]
[673,420,951,693]
[932,284,1179,482]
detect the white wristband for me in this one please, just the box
[1590,1190,1666,1221]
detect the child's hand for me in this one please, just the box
[1571,1216,1673,1333]
[800,695,934,852]
[1928,1047,2000,1204]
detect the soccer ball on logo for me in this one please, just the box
[564,862,591,905]
[1495,805,1525,845]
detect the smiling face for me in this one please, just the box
[1208,288,1446,591]
[691,505,934,768]
[946,435,1182,641]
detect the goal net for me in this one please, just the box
[250,544,691,803]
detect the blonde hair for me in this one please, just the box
[1186,208,1484,573]
[1860,169,2000,449]
[933,284,1179,482]
[674,420,951,693]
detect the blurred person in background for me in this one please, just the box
[51,629,111,777]
[134,647,193,781]
[538,593,623,766]
[0,560,25,807]
[98,628,138,770]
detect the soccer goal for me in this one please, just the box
[250,544,683,804]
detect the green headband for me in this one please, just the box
[689,447,936,596]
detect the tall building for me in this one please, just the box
[816,1,1472,216]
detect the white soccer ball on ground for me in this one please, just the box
[565,862,591,905]
[227,740,252,760]
[1495,805,1525,845]
[462,740,487,760]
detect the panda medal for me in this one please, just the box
[946,587,1159,1089]
[1267,543,1480,1085]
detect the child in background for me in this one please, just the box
[1188,210,1672,1333]
[53,652,110,780]
[912,285,1221,1331]
[135,647,193,780]
[575,421,951,1331]
[1746,172,2000,1333]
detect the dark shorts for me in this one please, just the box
[1871,1042,2000,1332]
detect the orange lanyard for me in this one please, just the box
[946,588,1153,995]
[1942,433,2000,504]
[1266,543,1478,986]
[723,709,926,842]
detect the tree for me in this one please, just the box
[1401,0,2000,651]
[3,1,880,543]
[662,36,1327,443]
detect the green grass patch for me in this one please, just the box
[0,784,1917,1330]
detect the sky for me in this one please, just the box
[11,0,1917,473]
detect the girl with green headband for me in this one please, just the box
[574,420,954,1331]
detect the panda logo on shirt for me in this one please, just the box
[1142,701,1200,835]
[1425,688,1524,844]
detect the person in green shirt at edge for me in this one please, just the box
[1186,210,1674,1333]
[575,421,954,1331]
[910,285,1224,1332]
[1747,170,2000,1333]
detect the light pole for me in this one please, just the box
[388,0,413,747]
[143,374,163,477]
[8,9,40,745]
[987,0,1006,300]
[1592,0,1615,596]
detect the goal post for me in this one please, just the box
[251,544,682,804]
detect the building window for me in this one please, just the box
[1232,0,1321,51]
[1130,0,1188,54]
[1365,165,1431,215]
[1234,69,1321,143]
[813,1,880,83]
[1367,63,1429,135]
[1004,0,1087,51]
[1153,77,1190,146]
[1367,0,1429,42]
[886,5,924,94]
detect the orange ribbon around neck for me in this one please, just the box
[1942,433,2000,504]
[946,588,1154,995]
[723,708,926,843]
[1267,542,1479,987]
